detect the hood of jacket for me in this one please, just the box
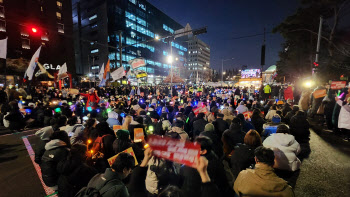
[45,139,67,151]
[264,133,296,147]
[108,111,118,119]
[35,126,54,141]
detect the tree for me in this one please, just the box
[273,0,350,82]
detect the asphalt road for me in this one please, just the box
[0,126,349,197]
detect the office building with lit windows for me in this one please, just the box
[187,35,211,82]
[72,0,188,84]
[0,0,75,80]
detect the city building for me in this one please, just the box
[72,0,188,84]
[187,35,210,83]
[0,0,75,84]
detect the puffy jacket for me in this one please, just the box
[263,133,301,171]
[336,100,350,130]
[168,126,189,141]
[34,126,54,164]
[222,124,245,154]
[192,118,207,139]
[289,114,310,143]
[40,139,69,187]
[234,164,294,197]
[4,110,25,131]
[212,118,229,138]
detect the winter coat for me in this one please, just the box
[234,164,294,197]
[284,111,296,125]
[284,86,294,101]
[57,155,98,197]
[263,85,271,94]
[263,133,301,171]
[336,100,350,130]
[34,126,54,164]
[168,126,189,141]
[289,114,310,143]
[222,124,245,153]
[241,120,255,133]
[40,139,69,187]
[298,91,311,111]
[65,124,84,145]
[251,116,266,134]
[212,118,229,138]
[230,144,256,178]
[236,104,248,114]
[86,168,129,197]
[271,86,279,97]
[192,118,207,139]
[80,93,100,109]
[145,157,165,195]
[4,110,25,131]
[200,130,224,159]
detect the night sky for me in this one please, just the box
[148,0,299,71]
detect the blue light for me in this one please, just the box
[87,107,92,111]
[97,109,100,113]
[120,113,126,118]
[25,109,31,113]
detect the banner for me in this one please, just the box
[103,59,110,79]
[147,135,201,168]
[0,37,7,59]
[331,81,346,90]
[99,63,104,81]
[193,105,208,115]
[57,62,68,80]
[136,72,147,79]
[111,66,125,81]
[128,58,146,69]
[108,147,138,166]
[242,111,253,120]
[134,128,144,142]
[25,46,42,80]
[313,89,327,99]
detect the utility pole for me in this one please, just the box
[314,16,323,75]
[118,31,123,68]
[261,28,266,78]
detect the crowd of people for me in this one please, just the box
[0,83,349,197]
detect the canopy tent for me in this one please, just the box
[163,74,185,83]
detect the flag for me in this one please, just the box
[126,69,132,78]
[111,66,125,81]
[0,38,7,59]
[128,58,146,69]
[174,23,192,39]
[103,59,110,79]
[98,63,104,81]
[24,46,42,80]
[58,62,67,75]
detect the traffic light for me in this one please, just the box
[31,27,38,33]
[28,26,41,36]
[313,62,319,67]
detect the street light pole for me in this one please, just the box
[221,58,234,82]
[170,39,173,96]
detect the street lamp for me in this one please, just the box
[222,58,234,82]
[167,55,173,64]
[155,35,160,40]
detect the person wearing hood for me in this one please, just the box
[192,113,208,139]
[237,114,255,133]
[234,146,294,197]
[40,131,70,190]
[34,119,57,164]
[265,105,278,120]
[154,113,172,136]
[5,101,25,131]
[212,113,229,138]
[250,109,266,135]
[57,144,98,197]
[106,111,121,128]
[263,125,301,171]
[168,120,189,141]
[222,118,245,157]
[221,106,234,125]
[285,105,299,125]
[80,88,100,110]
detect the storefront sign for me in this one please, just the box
[147,135,200,168]
[43,63,61,70]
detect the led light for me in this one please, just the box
[107,108,112,113]
[148,125,154,132]
[144,144,149,149]
[54,108,61,113]
[120,113,126,118]
[25,109,31,113]
[68,102,72,105]
[87,139,92,144]
[87,107,92,111]
[90,150,94,154]
[96,109,100,113]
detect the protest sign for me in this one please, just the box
[313,89,327,99]
[147,135,201,168]
[331,81,346,90]
[193,105,208,115]
[134,128,144,142]
[108,147,138,167]
[243,111,253,120]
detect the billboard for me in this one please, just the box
[241,69,261,78]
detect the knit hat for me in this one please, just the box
[272,114,281,123]
[116,129,130,140]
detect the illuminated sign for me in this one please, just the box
[43,63,61,70]
[241,69,261,78]
[136,72,147,78]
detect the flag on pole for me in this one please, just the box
[58,62,67,75]
[103,59,110,79]
[98,63,104,81]
[0,38,7,59]
[111,66,125,81]
[24,46,42,80]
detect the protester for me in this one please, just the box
[335,96,350,141]
[289,111,310,143]
[234,146,294,197]
[192,112,208,139]
[212,113,229,138]
[222,118,245,156]
[236,101,248,114]
[250,109,266,135]
[265,105,278,120]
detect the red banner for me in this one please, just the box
[331,81,346,90]
[243,111,253,120]
[147,135,201,168]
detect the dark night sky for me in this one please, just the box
[148,0,299,71]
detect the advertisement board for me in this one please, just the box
[241,69,261,78]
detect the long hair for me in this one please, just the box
[122,116,132,130]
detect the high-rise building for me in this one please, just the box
[72,0,188,84]
[0,0,75,83]
[187,35,210,83]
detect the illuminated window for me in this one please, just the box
[89,14,97,21]
[41,32,49,41]
[91,49,99,54]
[91,66,99,69]
[57,1,62,9]
[136,17,146,26]
[56,12,61,20]
[147,67,154,73]
[125,11,136,21]
[126,20,136,30]
[178,51,184,56]
[131,31,136,38]
[163,24,168,31]
[22,38,30,49]
[129,0,136,4]
[169,27,174,34]
[163,51,168,56]
[57,23,64,33]
[90,23,98,28]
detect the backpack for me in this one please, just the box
[90,135,109,159]
[75,177,123,197]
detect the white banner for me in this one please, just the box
[111,66,125,81]
[99,63,104,81]
[25,46,42,80]
[0,38,7,59]
[128,58,146,69]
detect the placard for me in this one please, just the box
[107,147,138,166]
[134,128,145,142]
[243,111,253,120]
[331,81,346,90]
[313,89,327,99]
[147,135,201,168]
[113,125,122,131]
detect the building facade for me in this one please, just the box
[0,0,75,82]
[73,0,188,84]
[187,35,210,83]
